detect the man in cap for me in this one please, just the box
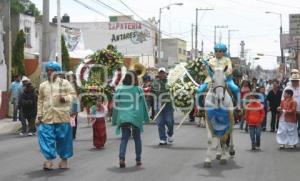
[282,73,300,137]
[36,61,76,170]
[152,67,175,145]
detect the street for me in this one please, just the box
[0,113,299,181]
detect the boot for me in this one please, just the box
[58,159,68,169]
[43,160,53,171]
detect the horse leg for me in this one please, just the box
[216,140,222,160]
[220,138,228,165]
[204,121,213,168]
[229,132,235,156]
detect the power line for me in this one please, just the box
[256,0,300,9]
[73,0,107,18]
[92,0,179,39]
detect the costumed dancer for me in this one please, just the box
[36,61,76,170]
[112,71,150,168]
[277,89,299,149]
[197,43,240,105]
[90,96,108,149]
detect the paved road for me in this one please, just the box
[0,113,300,181]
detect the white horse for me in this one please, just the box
[203,66,235,168]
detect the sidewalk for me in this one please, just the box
[0,118,21,135]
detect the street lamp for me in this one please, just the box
[158,3,183,65]
[195,8,214,58]
[228,29,239,57]
[265,11,284,64]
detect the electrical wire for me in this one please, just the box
[73,0,107,18]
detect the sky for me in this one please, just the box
[30,0,300,70]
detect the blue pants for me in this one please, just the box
[38,123,73,160]
[119,125,142,161]
[249,125,261,147]
[157,104,174,141]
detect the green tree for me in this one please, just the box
[61,35,70,71]
[12,30,26,76]
[11,0,42,21]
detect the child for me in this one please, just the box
[112,71,150,168]
[245,93,265,151]
[276,89,298,149]
[91,97,108,149]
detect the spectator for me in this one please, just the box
[267,79,282,132]
[19,82,37,136]
[258,86,268,131]
[9,75,22,122]
[277,89,298,149]
[240,80,251,132]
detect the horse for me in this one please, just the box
[203,66,236,168]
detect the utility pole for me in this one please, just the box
[214,25,228,46]
[57,0,62,66]
[195,8,213,58]
[42,0,50,76]
[191,23,194,60]
[296,39,299,69]
[201,40,204,57]
[0,0,11,91]
[228,29,239,57]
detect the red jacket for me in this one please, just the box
[245,101,265,126]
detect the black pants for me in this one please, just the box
[72,115,78,139]
[270,111,278,131]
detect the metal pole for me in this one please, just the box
[42,0,50,65]
[228,30,231,56]
[158,8,162,66]
[279,14,285,75]
[195,8,198,58]
[296,39,299,69]
[57,0,62,67]
[214,26,217,46]
[201,40,204,57]
[191,23,193,60]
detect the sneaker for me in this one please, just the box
[159,140,167,145]
[288,145,295,149]
[19,132,25,136]
[279,145,285,149]
[28,132,33,136]
[167,136,174,144]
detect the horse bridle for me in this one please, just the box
[212,84,227,102]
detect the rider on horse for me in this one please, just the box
[197,43,240,104]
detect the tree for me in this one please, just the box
[11,0,42,21]
[61,35,70,71]
[12,30,26,76]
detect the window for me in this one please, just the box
[24,27,31,48]
[178,48,182,54]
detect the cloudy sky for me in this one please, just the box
[31,0,300,69]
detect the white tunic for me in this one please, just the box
[276,114,299,145]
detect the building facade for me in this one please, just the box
[160,38,187,68]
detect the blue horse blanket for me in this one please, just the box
[207,108,231,137]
